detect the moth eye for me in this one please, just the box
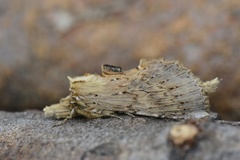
[94,94,98,97]
[93,102,96,104]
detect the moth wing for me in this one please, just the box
[131,58,209,118]
[80,85,187,118]
[91,58,209,118]
[73,58,211,119]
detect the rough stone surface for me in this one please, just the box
[0,111,240,160]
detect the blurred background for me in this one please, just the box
[0,0,240,120]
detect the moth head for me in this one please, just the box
[43,96,73,119]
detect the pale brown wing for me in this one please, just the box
[75,58,210,119]
[130,59,209,116]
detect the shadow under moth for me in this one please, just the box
[44,58,219,124]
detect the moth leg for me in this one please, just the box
[52,108,76,127]
[101,110,123,120]
[125,112,135,118]
[74,107,105,119]
[74,107,123,120]
[109,115,123,120]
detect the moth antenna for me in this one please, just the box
[52,117,69,128]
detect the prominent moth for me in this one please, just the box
[44,58,219,123]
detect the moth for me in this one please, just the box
[44,58,219,123]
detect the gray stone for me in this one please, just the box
[0,111,240,160]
